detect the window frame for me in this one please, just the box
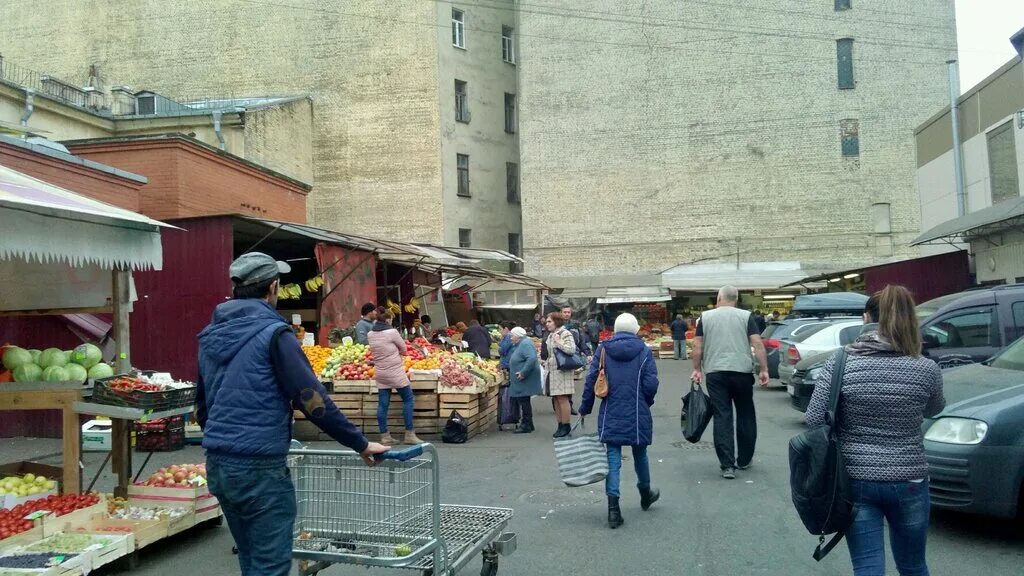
[840,118,860,158]
[456,153,471,197]
[924,306,997,349]
[836,38,855,89]
[835,0,852,11]
[502,25,515,64]
[452,9,466,49]
[458,228,472,248]
[504,92,517,134]
[508,233,523,273]
[506,161,520,203]
[455,80,470,123]
[986,121,1019,205]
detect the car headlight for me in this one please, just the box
[806,367,823,381]
[925,417,988,445]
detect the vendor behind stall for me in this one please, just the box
[463,319,492,359]
[197,252,389,576]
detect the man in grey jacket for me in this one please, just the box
[355,303,376,345]
[691,286,769,479]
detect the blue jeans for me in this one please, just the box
[378,386,415,433]
[673,340,685,360]
[605,444,651,497]
[846,479,931,576]
[207,453,296,576]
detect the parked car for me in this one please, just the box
[788,323,879,412]
[761,318,856,379]
[787,292,868,319]
[778,320,864,385]
[923,335,1024,519]
[918,284,1024,369]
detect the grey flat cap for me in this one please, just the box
[229,252,291,286]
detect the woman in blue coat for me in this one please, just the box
[507,327,542,433]
[579,313,660,529]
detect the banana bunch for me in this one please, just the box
[403,297,421,314]
[277,283,304,300]
[386,299,402,316]
[304,275,325,293]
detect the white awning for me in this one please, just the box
[0,164,169,270]
[662,261,820,291]
[597,287,671,304]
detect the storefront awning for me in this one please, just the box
[597,287,671,304]
[911,197,1024,245]
[662,261,821,291]
[0,164,168,270]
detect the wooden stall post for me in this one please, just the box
[110,269,133,497]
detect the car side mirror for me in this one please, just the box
[921,333,940,350]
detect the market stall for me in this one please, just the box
[0,165,217,573]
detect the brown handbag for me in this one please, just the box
[594,348,609,398]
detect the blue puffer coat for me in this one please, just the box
[498,333,514,370]
[198,299,291,459]
[580,333,659,446]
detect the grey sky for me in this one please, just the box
[956,0,1024,91]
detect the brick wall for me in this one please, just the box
[517,0,957,280]
[66,136,307,222]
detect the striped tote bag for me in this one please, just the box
[553,419,608,487]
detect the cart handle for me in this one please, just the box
[373,445,424,462]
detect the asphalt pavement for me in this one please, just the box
[3,359,1022,575]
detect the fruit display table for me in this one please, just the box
[0,382,83,494]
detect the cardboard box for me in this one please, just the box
[81,420,113,452]
[2,488,59,510]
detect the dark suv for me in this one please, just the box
[919,284,1024,369]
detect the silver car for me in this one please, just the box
[778,320,864,385]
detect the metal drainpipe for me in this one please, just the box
[946,60,966,217]
[20,88,34,126]
[212,110,226,150]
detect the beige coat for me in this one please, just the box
[545,327,578,396]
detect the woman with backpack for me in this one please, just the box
[579,313,660,529]
[805,286,944,575]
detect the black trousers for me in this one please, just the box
[706,371,757,470]
[513,396,533,426]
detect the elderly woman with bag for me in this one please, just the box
[579,313,660,529]
[507,327,542,433]
[544,312,578,438]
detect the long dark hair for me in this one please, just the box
[877,285,920,357]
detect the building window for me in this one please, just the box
[508,233,523,273]
[452,9,465,48]
[457,154,470,197]
[459,228,472,248]
[455,80,470,123]
[835,0,851,10]
[502,26,515,63]
[837,38,855,89]
[987,121,1019,204]
[504,93,516,134]
[506,162,520,203]
[840,118,859,157]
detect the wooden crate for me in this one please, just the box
[88,533,133,571]
[436,380,486,395]
[127,483,205,510]
[165,510,196,536]
[409,379,437,392]
[329,393,365,411]
[42,499,107,536]
[0,523,44,551]
[332,380,373,393]
[66,515,167,550]
[195,492,221,523]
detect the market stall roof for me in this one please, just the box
[662,261,822,291]
[911,197,1024,246]
[238,216,546,288]
[597,287,672,304]
[0,164,169,270]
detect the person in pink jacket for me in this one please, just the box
[367,307,423,445]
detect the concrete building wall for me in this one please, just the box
[243,99,315,185]
[0,83,112,140]
[434,1,521,257]
[0,0,444,242]
[518,1,957,280]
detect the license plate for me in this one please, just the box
[786,384,795,396]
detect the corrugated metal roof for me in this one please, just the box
[911,196,1024,246]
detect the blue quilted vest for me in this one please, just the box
[198,299,291,458]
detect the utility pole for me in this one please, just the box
[947,59,966,217]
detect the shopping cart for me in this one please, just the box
[290,443,516,576]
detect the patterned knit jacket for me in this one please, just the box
[806,332,945,482]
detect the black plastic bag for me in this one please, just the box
[442,410,469,444]
[683,381,713,443]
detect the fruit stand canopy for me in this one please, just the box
[0,164,168,270]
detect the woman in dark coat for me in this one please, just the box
[507,327,542,433]
[580,313,660,529]
[462,320,492,359]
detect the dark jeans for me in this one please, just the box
[847,479,931,576]
[378,386,415,432]
[512,395,533,426]
[606,444,650,497]
[207,453,296,576]
[706,371,757,469]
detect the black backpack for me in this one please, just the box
[441,410,469,444]
[788,349,856,561]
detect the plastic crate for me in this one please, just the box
[92,375,197,410]
[134,415,186,452]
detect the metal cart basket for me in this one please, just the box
[290,443,516,575]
